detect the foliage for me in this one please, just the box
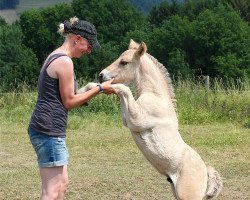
[149,5,250,79]
[73,42,121,80]
[1,78,249,126]
[128,0,165,14]
[174,77,250,126]
[0,23,39,91]
[71,0,145,44]
[181,0,222,19]
[19,3,74,63]
[192,5,250,78]
[148,0,182,26]
[0,16,7,26]
[149,15,193,77]
[222,0,250,23]
[1,0,249,91]
[149,0,250,25]
[167,48,192,77]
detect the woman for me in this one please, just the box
[28,17,116,200]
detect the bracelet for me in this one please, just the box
[97,84,103,94]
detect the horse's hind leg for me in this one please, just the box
[175,148,208,200]
[167,176,178,199]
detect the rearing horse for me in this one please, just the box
[81,40,222,200]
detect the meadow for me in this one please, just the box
[0,79,249,199]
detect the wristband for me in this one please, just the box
[97,84,103,94]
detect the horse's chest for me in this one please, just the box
[132,129,165,156]
[132,129,183,174]
[131,129,174,173]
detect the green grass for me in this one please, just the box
[1,113,249,199]
[174,78,250,127]
[1,78,249,127]
[0,80,249,199]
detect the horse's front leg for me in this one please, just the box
[77,82,98,94]
[76,82,98,106]
[112,84,147,131]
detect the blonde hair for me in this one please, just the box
[58,16,79,35]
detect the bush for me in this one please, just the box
[0,24,39,91]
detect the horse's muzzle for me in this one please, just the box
[98,73,104,83]
[98,73,110,83]
[98,71,112,83]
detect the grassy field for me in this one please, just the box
[1,113,249,199]
[0,82,249,199]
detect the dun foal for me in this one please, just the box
[81,40,222,200]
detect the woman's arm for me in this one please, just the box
[54,57,114,110]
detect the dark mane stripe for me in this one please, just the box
[146,53,176,108]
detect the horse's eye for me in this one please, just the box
[120,60,128,66]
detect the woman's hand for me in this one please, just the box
[101,78,117,94]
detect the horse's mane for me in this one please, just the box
[146,53,177,108]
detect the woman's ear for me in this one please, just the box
[75,35,82,42]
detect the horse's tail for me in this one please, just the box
[205,166,223,199]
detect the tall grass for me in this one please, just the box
[0,78,249,127]
[174,77,250,127]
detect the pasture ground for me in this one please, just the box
[0,112,249,200]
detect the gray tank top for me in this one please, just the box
[29,53,77,136]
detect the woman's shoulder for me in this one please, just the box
[46,52,74,78]
[49,51,73,66]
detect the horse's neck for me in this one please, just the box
[135,56,170,98]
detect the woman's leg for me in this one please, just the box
[40,165,68,200]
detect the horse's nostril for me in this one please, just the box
[98,73,104,83]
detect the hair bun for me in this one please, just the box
[63,20,71,32]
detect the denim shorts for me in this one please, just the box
[28,127,69,168]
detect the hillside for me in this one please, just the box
[128,0,165,13]
[0,0,73,23]
[128,0,184,14]
[16,0,73,13]
[0,0,184,23]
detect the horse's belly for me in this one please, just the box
[131,128,185,175]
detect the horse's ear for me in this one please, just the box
[135,42,147,57]
[129,39,140,49]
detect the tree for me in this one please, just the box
[149,15,193,77]
[128,0,165,14]
[148,5,250,79]
[19,9,53,63]
[192,5,250,78]
[70,0,147,78]
[181,0,220,20]
[148,0,182,26]
[167,48,192,78]
[223,0,250,23]
[0,23,39,91]
[71,0,146,44]
[19,4,74,63]
[86,42,121,79]
[0,16,7,26]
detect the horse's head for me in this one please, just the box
[99,39,147,84]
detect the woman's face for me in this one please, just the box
[74,36,92,58]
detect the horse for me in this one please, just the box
[79,39,223,200]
